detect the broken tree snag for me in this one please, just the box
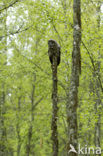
[48,39,61,156]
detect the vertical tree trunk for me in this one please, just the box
[26,75,36,156]
[26,125,33,156]
[51,61,58,156]
[16,95,21,156]
[67,0,81,155]
[94,2,101,155]
[94,56,101,156]
[50,42,59,156]
[26,37,41,156]
[0,88,7,156]
[0,8,8,156]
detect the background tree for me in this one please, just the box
[66,0,81,155]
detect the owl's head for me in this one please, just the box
[48,39,57,49]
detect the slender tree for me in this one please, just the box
[48,39,61,156]
[26,74,36,156]
[67,0,81,155]
[16,88,22,156]
[94,2,102,155]
[0,8,8,156]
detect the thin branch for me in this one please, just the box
[15,47,51,76]
[0,0,21,12]
[52,21,63,43]
[0,25,33,40]
[33,97,43,110]
[81,41,103,92]
[81,41,95,69]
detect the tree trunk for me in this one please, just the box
[0,7,8,156]
[51,62,58,156]
[94,2,101,155]
[26,75,36,156]
[16,95,21,156]
[67,0,81,155]
[49,41,59,156]
[0,88,7,156]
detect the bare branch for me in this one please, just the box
[0,0,21,12]
[52,22,63,44]
[0,25,33,40]
[33,97,43,110]
[82,41,103,92]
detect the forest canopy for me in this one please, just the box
[0,0,103,156]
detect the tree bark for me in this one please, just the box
[26,75,36,156]
[0,8,8,156]
[16,95,21,156]
[0,87,7,156]
[67,0,81,155]
[50,41,59,156]
[94,2,101,155]
[51,62,58,156]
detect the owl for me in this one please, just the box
[48,39,61,66]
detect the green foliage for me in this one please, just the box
[0,0,103,155]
